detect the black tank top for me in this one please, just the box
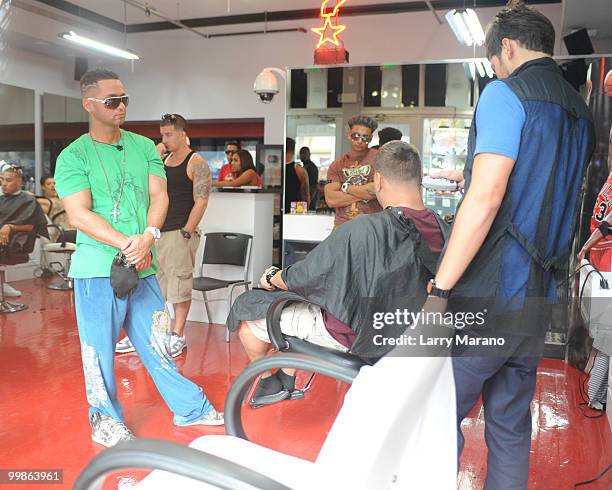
[284,162,301,212]
[162,151,195,231]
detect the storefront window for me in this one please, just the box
[295,124,336,181]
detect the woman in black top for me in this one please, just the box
[213,150,261,187]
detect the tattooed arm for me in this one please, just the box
[183,154,212,236]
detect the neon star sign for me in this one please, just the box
[311,0,347,49]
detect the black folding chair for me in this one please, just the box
[192,232,252,342]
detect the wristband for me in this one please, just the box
[265,267,281,288]
[427,279,452,299]
[180,229,192,239]
[598,221,610,237]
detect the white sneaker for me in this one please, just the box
[175,408,224,426]
[2,283,21,297]
[166,333,187,358]
[90,412,135,447]
[115,336,135,354]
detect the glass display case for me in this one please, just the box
[422,117,472,218]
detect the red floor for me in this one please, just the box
[1,278,611,489]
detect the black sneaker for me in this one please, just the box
[250,374,290,408]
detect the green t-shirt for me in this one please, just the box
[54,129,166,279]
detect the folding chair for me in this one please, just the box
[192,233,252,342]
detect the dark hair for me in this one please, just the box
[225,140,241,150]
[160,113,187,131]
[485,1,555,58]
[80,68,120,96]
[375,141,422,183]
[234,150,256,175]
[348,115,378,132]
[378,127,403,146]
[40,174,53,186]
[286,137,296,154]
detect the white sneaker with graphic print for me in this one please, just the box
[115,336,135,354]
[175,408,224,426]
[166,333,187,358]
[90,412,135,447]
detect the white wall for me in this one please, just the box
[3,3,563,143]
[0,46,79,98]
[0,83,34,124]
[113,4,563,144]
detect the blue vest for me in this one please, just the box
[450,57,595,332]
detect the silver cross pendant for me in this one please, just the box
[111,203,120,223]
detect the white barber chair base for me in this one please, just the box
[135,356,457,490]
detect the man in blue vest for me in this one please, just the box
[429,2,595,488]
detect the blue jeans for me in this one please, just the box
[74,275,212,425]
[453,332,544,490]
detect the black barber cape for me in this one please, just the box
[0,192,49,242]
[227,208,449,358]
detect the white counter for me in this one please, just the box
[180,190,274,324]
[283,214,335,242]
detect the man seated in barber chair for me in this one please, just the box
[0,164,48,254]
[227,141,449,407]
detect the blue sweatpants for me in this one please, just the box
[74,275,213,425]
[453,332,544,490]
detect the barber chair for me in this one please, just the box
[74,351,458,489]
[251,296,371,407]
[0,230,37,313]
[43,223,76,291]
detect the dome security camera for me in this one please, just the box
[253,68,284,104]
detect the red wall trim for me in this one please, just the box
[0,119,264,143]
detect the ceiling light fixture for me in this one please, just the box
[474,60,486,78]
[445,8,485,47]
[465,59,495,80]
[59,31,140,60]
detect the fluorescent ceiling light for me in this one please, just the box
[483,59,495,78]
[467,62,476,81]
[474,60,486,78]
[465,59,495,80]
[59,31,140,60]
[445,8,485,47]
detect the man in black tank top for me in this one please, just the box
[284,138,310,212]
[116,114,211,358]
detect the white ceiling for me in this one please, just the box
[61,0,420,25]
[563,0,612,40]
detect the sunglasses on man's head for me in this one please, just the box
[225,150,236,155]
[1,163,23,174]
[88,95,129,110]
[350,132,372,143]
[161,113,177,124]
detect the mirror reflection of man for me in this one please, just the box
[371,127,403,150]
[299,146,319,210]
[284,138,310,212]
[217,141,240,182]
[324,115,381,227]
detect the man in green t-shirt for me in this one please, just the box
[54,69,223,448]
